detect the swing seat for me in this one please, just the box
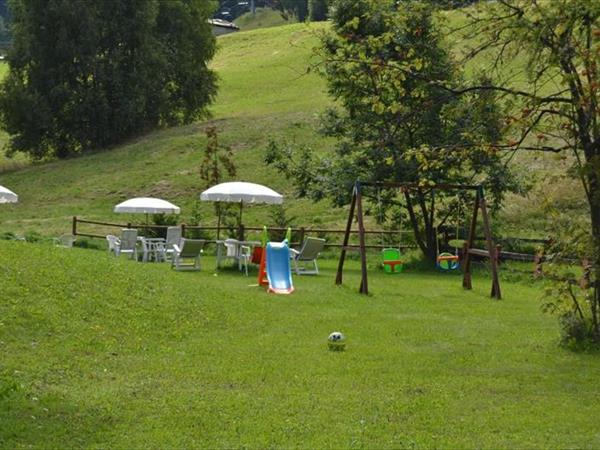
[437,252,459,271]
[382,248,403,274]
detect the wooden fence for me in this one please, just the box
[71,217,417,251]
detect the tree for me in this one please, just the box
[266,0,515,263]
[447,1,600,341]
[272,0,308,22]
[0,0,217,160]
[309,0,328,21]
[199,126,237,237]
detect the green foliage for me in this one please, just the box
[199,126,236,190]
[268,204,297,241]
[147,213,179,238]
[23,230,45,243]
[539,203,599,348]
[199,125,238,236]
[267,0,516,262]
[72,238,103,250]
[186,201,211,240]
[459,0,600,344]
[0,0,217,159]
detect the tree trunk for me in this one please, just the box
[404,190,437,265]
[586,166,600,339]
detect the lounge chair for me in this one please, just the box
[171,239,205,271]
[119,229,138,260]
[164,226,182,261]
[290,237,326,275]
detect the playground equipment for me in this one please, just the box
[375,186,405,274]
[436,252,460,271]
[256,226,294,294]
[336,181,501,299]
[381,248,403,273]
[265,240,295,294]
[435,198,461,271]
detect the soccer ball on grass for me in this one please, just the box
[327,331,346,351]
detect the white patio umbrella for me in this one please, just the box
[0,185,18,204]
[200,182,283,238]
[114,197,180,224]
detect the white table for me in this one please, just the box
[215,239,261,273]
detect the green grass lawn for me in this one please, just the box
[1,240,598,448]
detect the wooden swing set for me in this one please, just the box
[335,181,502,299]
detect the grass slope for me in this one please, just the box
[1,240,599,448]
[0,23,336,237]
[0,14,587,239]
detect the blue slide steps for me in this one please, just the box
[266,241,294,294]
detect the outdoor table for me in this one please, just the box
[138,237,166,262]
[215,239,261,270]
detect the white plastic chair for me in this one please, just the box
[106,235,120,256]
[224,239,251,275]
[119,229,138,260]
[290,237,326,275]
[171,239,205,271]
[164,226,182,261]
[239,245,251,276]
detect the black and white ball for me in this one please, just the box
[328,331,346,351]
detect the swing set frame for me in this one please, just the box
[335,181,501,299]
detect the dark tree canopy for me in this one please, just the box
[0,0,217,159]
[309,0,329,21]
[273,0,309,22]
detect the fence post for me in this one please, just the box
[495,244,502,265]
[238,223,245,241]
[299,227,305,246]
[533,249,544,278]
[580,258,591,289]
[72,216,77,236]
[181,223,186,239]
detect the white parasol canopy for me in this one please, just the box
[200,182,283,204]
[200,182,283,238]
[0,185,18,204]
[114,197,180,214]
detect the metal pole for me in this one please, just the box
[251,0,255,15]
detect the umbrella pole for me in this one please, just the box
[239,201,243,240]
[217,202,221,240]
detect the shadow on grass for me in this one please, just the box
[0,382,115,448]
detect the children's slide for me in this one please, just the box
[266,241,295,294]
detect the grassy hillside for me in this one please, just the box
[2,240,600,448]
[0,16,587,240]
[0,23,338,237]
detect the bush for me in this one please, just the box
[24,230,45,243]
[73,238,104,250]
[558,313,597,351]
[0,231,17,240]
